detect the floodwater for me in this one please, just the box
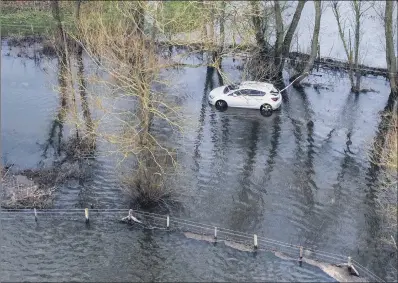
[1,41,396,282]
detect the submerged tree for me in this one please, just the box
[273,0,307,75]
[250,1,271,56]
[384,0,397,99]
[332,0,373,93]
[69,2,181,206]
[291,0,322,86]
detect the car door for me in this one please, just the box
[246,90,266,108]
[230,89,254,108]
[227,90,247,107]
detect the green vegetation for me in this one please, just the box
[161,1,202,34]
[379,110,398,249]
[0,1,201,38]
[1,2,73,37]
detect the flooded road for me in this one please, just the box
[1,42,396,281]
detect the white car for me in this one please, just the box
[208,81,282,115]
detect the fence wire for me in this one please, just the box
[0,208,386,282]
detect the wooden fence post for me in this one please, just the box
[299,246,303,266]
[85,208,89,223]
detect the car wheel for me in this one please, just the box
[260,103,273,117]
[215,100,228,111]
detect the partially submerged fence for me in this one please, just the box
[0,208,386,282]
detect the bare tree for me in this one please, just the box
[219,0,226,52]
[251,1,270,56]
[332,0,373,93]
[385,0,397,98]
[273,0,307,75]
[292,0,322,86]
[69,2,181,205]
[50,0,66,65]
[200,0,208,43]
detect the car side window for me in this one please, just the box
[236,89,251,96]
[251,90,266,96]
[229,90,243,96]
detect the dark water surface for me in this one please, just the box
[1,42,396,281]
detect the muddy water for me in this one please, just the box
[1,42,396,282]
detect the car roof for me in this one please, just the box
[239,81,275,92]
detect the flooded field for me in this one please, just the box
[1,41,396,282]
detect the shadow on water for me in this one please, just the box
[229,119,266,231]
[261,112,281,184]
[41,60,68,159]
[287,87,317,246]
[308,92,363,248]
[32,51,97,207]
[209,63,229,179]
[360,97,397,279]
[193,63,217,172]
[77,47,94,136]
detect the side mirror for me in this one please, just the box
[232,93,237,97]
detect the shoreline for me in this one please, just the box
[2,34,389,80]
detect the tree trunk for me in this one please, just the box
[76,40,93,135]
[292,1,321,86]
[74,0,81,21]
[74,0,92,133]
[200,0,208,44]
[219,0,226,52]
[214,0,226,70]
[151,1,160,42]
[251,1,267,55]
[352,0,361,93]
[51,0,67,65]
[273,1,284,68]
[274,0,307,74]
[332,2,355,89]
[75,0,84,56]
[281,0,307,58]
[385,0,397,99]
[208,2,215,44]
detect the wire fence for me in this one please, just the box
[0,208,386,283]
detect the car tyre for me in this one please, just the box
[260,103,273,117]
[215,100,228,111]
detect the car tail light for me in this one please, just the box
[271,97,279,102]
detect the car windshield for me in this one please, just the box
[223,84,239,94]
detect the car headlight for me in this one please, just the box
[209,95,214,99]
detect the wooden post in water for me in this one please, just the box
[254,234,258,250]
[299,246,303,266]
[34,208,37,222]
[347,256,359,276]
[85,208,89,223]
[128,209,133,221]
